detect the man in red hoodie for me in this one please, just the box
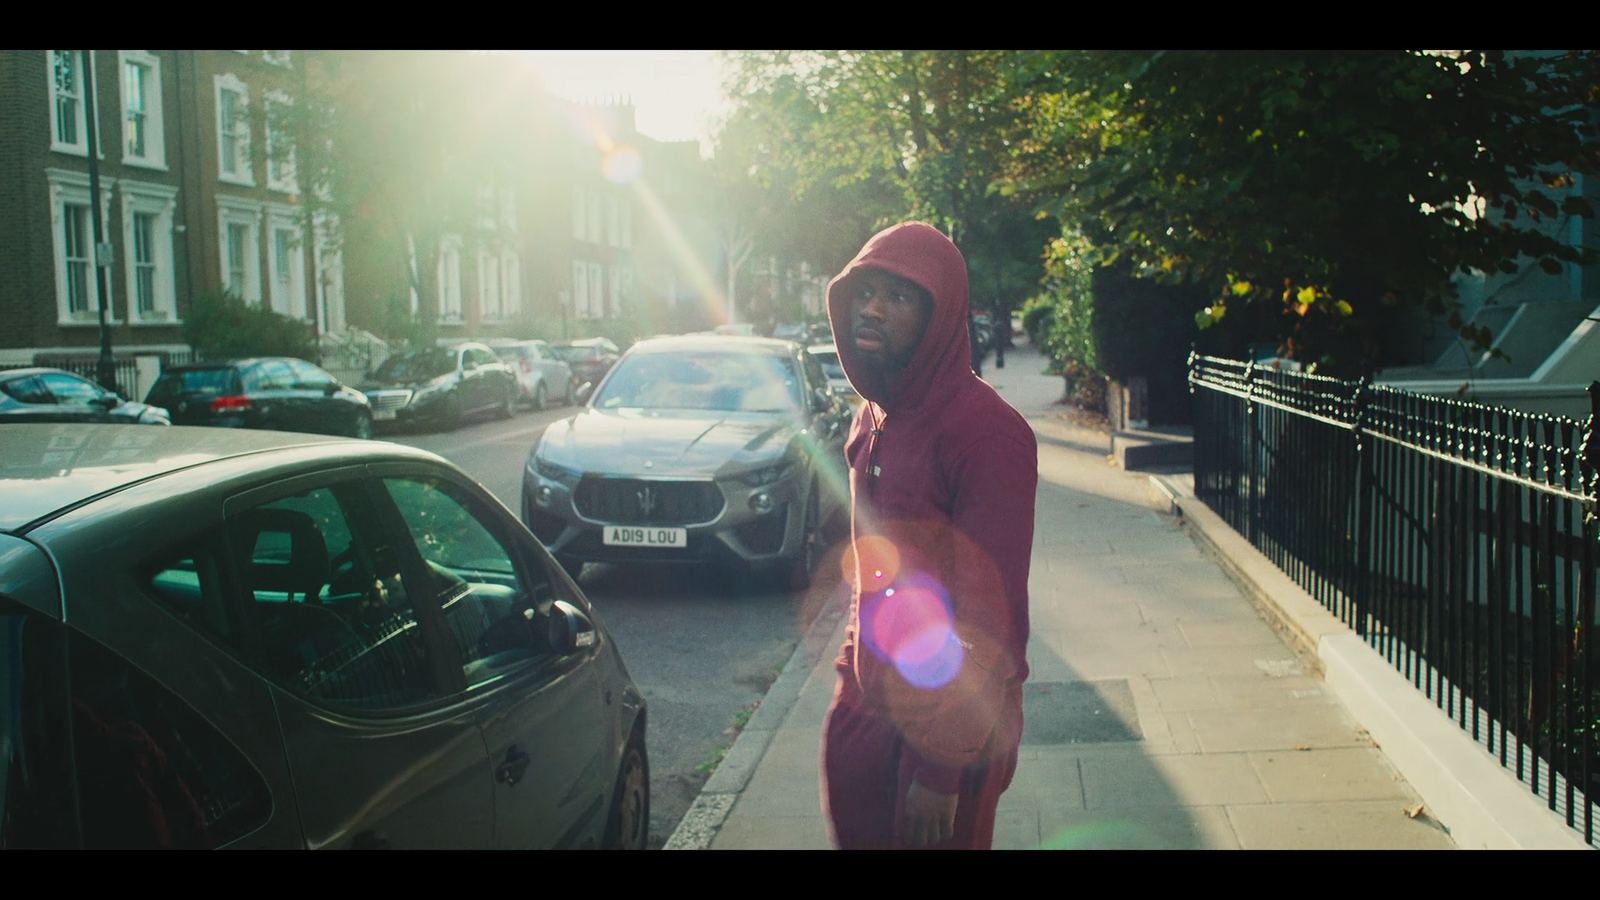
[820,222,1038,849]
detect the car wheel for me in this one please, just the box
[787,483,821,592]
[350,412,374,440]
[602,734,649,850]
[533,381,548,412]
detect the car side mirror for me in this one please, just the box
[93,393,121,409]
[323,381,340,395]
[574,381,594,404]
[548,599,597,655]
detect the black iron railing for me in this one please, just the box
[1191,354,1600,844]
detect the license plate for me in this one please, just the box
[603,526,687,548]
[373,410,396,421]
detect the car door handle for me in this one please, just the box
[496,745,532,787]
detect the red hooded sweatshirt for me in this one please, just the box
[826,222,1038,795]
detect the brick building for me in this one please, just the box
[0,50,341,391]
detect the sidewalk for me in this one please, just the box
[669,341,1456,850]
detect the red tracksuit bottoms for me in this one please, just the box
[820,684,1018,850]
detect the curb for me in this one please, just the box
[1153,473,1592,850]
[663,585,849,850]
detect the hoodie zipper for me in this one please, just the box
[865,406,884,498]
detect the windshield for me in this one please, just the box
[595,350,802,413]
[374,348,456,381]
[811,350,846,381]
[551,345,593,363]
[148,368,238,400]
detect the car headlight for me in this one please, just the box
[534,456,582,484]
[739,462,795,487]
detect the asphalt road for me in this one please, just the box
[381,400,836,848]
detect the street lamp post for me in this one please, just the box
[80,50,117,394]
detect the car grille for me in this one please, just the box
[367,390,412,412]
[573,477,725,525]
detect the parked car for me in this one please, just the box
[491,339,576,410]
[522,335,853,590]
[0,367,170,425]
[0,423,648,849]
[362,343,518,432]
[805,343,861,409]
[146,358,372,438]
[550,338,621,390]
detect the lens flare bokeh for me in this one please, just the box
[859,571,963,690]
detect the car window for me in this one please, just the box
[0,596,76,848]
[246,360,296,392]
[287,359,333,389]
[39,372,105,407]
[811,350,846,381]
[66,628,273,848]
[381,476,553,689]
[493,346,522,365]
[1,376,52,405]
[529,342,548,360]
[595,351,802,413]
[374,348,455,381]
[468,347,498,369]
[148,368,236,403]
[187,483,442,710]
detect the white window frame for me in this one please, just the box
[572,260,590,319]
[571,187,586,241]
[478,247,502,321]
[590,261,606,318]
[266,206,307,319]
[215,73,254,186]
[118,179,179,325]
[438,235,463,323]
[217,196,263,303]
[608,265,624,318]
[586,193,603,245]
[264,90,296,194]
[46,169,116,326]
[502,250,521,317]
[314,209,345,332]
[48,50,90,156]
[118,50,166,170]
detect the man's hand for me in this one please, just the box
[901,777,958,847]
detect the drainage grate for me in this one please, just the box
[1021,680,1142,745]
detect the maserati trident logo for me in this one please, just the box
[637,486,657,517]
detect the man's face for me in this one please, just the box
[846,268,934,374]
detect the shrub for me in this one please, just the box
[183,291,318,361]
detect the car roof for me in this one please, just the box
[554,338,616,349]
[626,335,800,356]
[0,424,432,533]
[0,367,97,382]
[806,344,839,354]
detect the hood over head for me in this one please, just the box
[826,222,973,412]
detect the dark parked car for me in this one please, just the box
[523,335,853,589]
[363,343,518,432]
[550,338,621,390]
[146,358,371,438]
[0,424,648,849]
[0,367,170,425]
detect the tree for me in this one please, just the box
[717,51,1054,313]
[1006,50,1600,375]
